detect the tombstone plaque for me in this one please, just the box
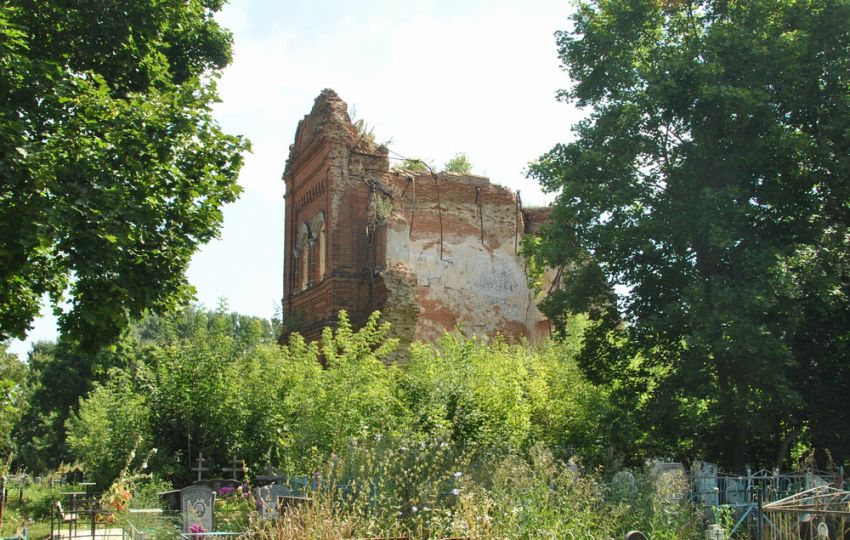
[693,461,719,505]
[180,485,215,533]
[254,484,291,519]
[611,471,638,501]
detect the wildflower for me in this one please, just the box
[453,471,462,478]
[452,488,460,496]
[412,506,418,512]
[375,433,382,441]
[218,486,234,497]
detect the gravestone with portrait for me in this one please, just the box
[180,485,215,533]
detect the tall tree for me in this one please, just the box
[529,0,850,468]
[0,1,248,350]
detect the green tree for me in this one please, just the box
[0,343,26,457]
[0,1,248,351]
[529,0,850,468]
[444,153,473,174]
[66,374,152,487]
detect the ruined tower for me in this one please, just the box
[282,89,551,348]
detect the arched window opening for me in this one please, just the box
[295,222,311,291]
[312,211,327,282]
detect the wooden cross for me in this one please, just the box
[191,452,209,481]
[222,457,244,480]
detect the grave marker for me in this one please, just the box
[180,485,214,533]
[650,461,688,503]
[191,453,209,482]
[693,461,719,506]
[611,471,638,501]
[222,457,244,481]
[254,484,291,519]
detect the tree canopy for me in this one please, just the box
[528,0,850,468]
[0,1,248,350]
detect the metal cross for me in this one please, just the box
[222,457,244,480]
[191,452,209,481]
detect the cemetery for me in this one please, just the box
[2,0,849,537]
[2,449,849,539]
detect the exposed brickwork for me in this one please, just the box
[281,90,551,352]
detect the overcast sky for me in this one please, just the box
[9,0,582,358]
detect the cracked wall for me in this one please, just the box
[282,89,550,352]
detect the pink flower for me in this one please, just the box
[189,523,205,534]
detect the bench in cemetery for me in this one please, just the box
[53,500,78,538]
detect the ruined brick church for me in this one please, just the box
[281,89,551,349]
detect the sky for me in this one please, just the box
[8,0,583,358]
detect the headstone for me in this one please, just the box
[566,458,579,479]
[611,471,638,501]
[625,531,647,540]
[66,469,84,484]
[723,477,747,506]
[693,461,719,505]
[805,471,829,489]
[34,476,42,485]
[704,524,726,540]
[650,462,688,503]
[180,485,214,533]
[158,490,181,512]
[254,484,291,519]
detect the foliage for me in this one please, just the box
[443,152,473,174]
[0,1,248,351]
[400,329,611,464]
[527,0,850,468]
[249,442,701,539]
[15,304,276,475]
[58,305,617,492]
[66,377,152,487]
[395,158,433,173]
[0,343,26,456]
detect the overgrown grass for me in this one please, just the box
[248,441,703,539]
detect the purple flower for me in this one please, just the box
[189,523,205,534]
[218,486,235,496]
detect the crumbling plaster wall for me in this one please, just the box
[373,171,551,349]
[282,89,551,350]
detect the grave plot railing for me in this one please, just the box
[125,510,182,540]
[689,468,845,538]
[760,485,850,540]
